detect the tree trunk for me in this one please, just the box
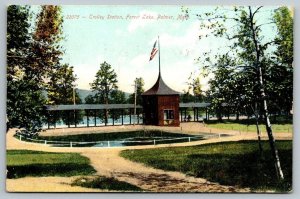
[259,73,284,180]
[254,103,263,153]
[104,93,108,125]
[249,6,284,180]
[236,111,239,121]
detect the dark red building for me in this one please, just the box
[142,73,180,126]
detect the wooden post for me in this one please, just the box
[94,110,97,126]
[121,109,124,125]
[104,109,107,126]
[193,108,196,121]
[112,110,115,126]
[87,110,89,127]
[47,111,50,129]
[129,109,132,124]
[68,111,70,128]
[74,110,77,128]
[54,111,56,129]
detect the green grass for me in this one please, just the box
[205,119,292,133]
[72,176,143,192]
[7,150,96,178]
[120,140,292,192]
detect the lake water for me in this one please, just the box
[44,113,205,129]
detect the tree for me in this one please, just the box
[110,90,127,120]
[15,5,64,92]
[85,94,97,104]
[90,61,118,123]
[206,54,236,121]
[47,64,78,105]
[7,5,46,133]
[47,64,82,124]
[128,77,145,105]
[180,90,195,103]
[186,73,204,102]
[193,6,287,179]
[267,7,293,117]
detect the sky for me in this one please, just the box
[32,5,278,94]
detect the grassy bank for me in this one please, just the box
[121,140,292,192]
[7,150,96,178]
[72,176,143,192]
[205,119,292,133]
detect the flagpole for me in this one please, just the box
[158,35,161,76]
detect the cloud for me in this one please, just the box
[72,55,104,90]
[130,53,149,69]
[150,22,211,56]
[127,10,158,33]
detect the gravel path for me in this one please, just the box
[6,123,292,192]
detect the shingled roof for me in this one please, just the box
[142,74,180,96]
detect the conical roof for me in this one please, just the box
[142,73,180,96]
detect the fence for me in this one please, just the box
[16,133,224,148]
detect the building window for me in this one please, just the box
[164,109,174,120]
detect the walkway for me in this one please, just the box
[6,123,292,192]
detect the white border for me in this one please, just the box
[1,1,298,199]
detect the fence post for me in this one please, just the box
[108,141,110,147]
[19,134,22,141]
[44,140,47,145]
[154,139,156,145]
[188,137,191,142]
[70,142,73,148]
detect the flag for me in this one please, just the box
[149,40,158,61]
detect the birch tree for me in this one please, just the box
[192,6,289,180]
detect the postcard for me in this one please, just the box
[6,5,293,193]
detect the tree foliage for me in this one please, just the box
[128,77,145,105]
[7,5,46,133]
[47,64,79,105]
[47,64,83,125]
[192,6,292,180]
[6,5,78,132]
[90,61,118,121]
[91,61,118,104]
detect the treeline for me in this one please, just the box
[184,7,293,122]
[184,6,293,180]
[7,5,145,133]
[7,5,66,133]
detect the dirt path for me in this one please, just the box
[6,124,292,192]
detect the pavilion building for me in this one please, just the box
[142,73,180,126]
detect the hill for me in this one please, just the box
[77,89,131,103]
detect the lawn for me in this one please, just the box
[72,176,143,192]
[205,119,292,133]
[120,140,292,192]
[7,150,96,178]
